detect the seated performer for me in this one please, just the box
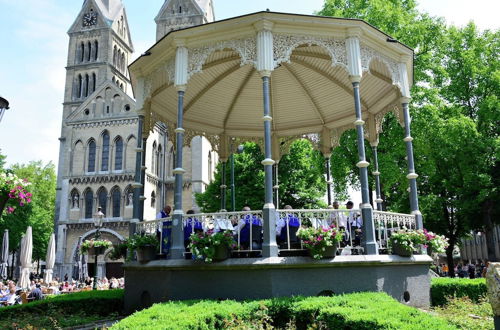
[276,205,301,248]
[234,206,263,250]
[184,210,203,248]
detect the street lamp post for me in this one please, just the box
[92,207,104,290]
[0,96,10,123]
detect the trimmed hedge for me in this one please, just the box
[431,277,487,306]
[112,292,454,329]
[0,289,124,329]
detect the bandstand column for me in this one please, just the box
[273,163,279,209]
[324,154,333,207]
[346,32,378,255]
[170,45,189,259]
[220,160,227,212]
[399,61,423,230]
[370,142,383,211]
[132,79,145,222]
[256,21,278,257]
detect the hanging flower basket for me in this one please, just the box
[0,171,32,216]
[80,239,112,255]
[296,225,343,260]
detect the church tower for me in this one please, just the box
[54,0,145,279]
[155,0,215,41]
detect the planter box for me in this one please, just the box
[392,243,413,257]
[308,245,337,259]
[213,245,230,262]
[137,245,157,263]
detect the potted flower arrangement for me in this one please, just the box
[296,225,343,260]
[389,228,448,257]
[80,239,113,255]
[0,171,32,216]
[189,230,237,263]
[424,229,449,254]
[128,234,158,263]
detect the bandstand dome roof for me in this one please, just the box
[130,11,414,157]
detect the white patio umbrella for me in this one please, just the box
[0,229,8,280]
[44,233,55,284]
[18,226,32,289]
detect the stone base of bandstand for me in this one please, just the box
[123,255,432,313]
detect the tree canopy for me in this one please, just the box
[319,0,499,273]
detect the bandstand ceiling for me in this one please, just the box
[130,12,414,154]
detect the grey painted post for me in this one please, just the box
[402,101,423,229]
[325,156,333,207]
[170,45,189,259]
[371,143,383,211]
[352,82,378,255]
[133,114,144,221]
[273,163,279,209]
[261,76,278,257]
[170,89,186,259]
[139,138,147,221]
[220,161,227,212]
[230,154,235,212]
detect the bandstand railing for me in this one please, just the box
[133,209,416,257]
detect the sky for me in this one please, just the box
[0,0,498,169]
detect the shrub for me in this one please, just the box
[431,277,487,306]
[112,292,454,330]
[433,296,493,330]
[0,290,124,329]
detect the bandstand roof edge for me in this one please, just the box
[129,11,413,158]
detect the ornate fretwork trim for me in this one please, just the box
[360,44,402,93]
[66,220,130,231]
[273,34,348,69]
[187,37,257,79]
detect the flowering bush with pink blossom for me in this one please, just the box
[0,171,32,215]
[296,225,343,259]
[189,230,237,263]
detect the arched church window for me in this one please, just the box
[113,46,117,66]
[179,6,182,13]
[111,187,121,218]
[101,131,110,171]
[84,189,93,219]
[83,74,89,97]
[151,191,156,208]
[79,42,85,63]
[114,137,123,171]
[94,40,99,61]
[120,83,124,91]
[87,41,92,62]
[98,187,108,216]
[157,144,162,177]
[121,53,125,72]
[92,72,97,92]
[87,140,96,172]
[169,147,175,176]
[78,74,83,98]
[151,142,157,175]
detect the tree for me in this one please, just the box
[196,140,327,212]
[0,161,56,274]
[319,1,499,274]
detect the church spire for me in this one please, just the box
[155,0,215,41]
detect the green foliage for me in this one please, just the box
[432,296,493,330]
[296,225,343,259]
[112,292,453,330]
[0,289,124,329]
[189,230,237,263]
[80,238,113,253]
[195,140,326,212]
[431,277,487,306]
[109,242,128,261]
[127,234,158,250]
[0,161,56,264]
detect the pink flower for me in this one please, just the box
[6,207,14,214]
